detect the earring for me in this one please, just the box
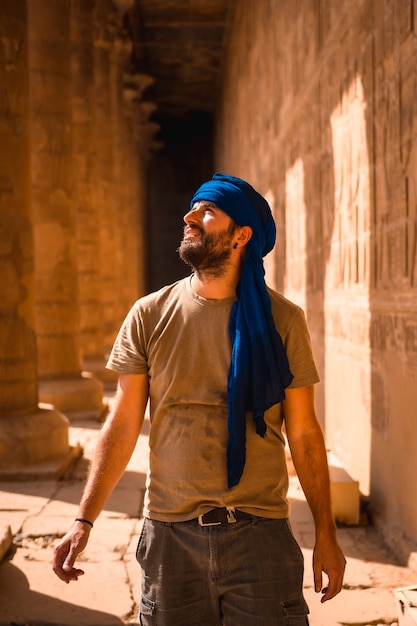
[233,243,238,249]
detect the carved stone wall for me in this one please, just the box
[216,0,417,559]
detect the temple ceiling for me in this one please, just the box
[123,0,231,135]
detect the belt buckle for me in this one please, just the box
[197,507,238,526]
[198,513,222,527]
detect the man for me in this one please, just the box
[53,173,345,625]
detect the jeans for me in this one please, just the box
[136,515,309,625]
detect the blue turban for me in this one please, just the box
[190,173,293,488]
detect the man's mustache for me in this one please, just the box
[183,225,204,237]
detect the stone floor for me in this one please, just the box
[0,407,416,626]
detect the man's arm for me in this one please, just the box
[283,385,346,603]
[52,372,149,583]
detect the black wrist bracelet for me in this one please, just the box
[75,517,94,528]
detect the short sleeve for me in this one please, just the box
[284,306,320,388]
[106,302,149,374]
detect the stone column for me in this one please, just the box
[111,36,154,312]
[70,0,109,381]
[122,72,157,297]
[93,1,125,354]
[110,34,139,314]
[0,1,71,471]
[28,0,104,418]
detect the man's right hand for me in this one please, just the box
[52,522,91,583]
[52,374,149,584]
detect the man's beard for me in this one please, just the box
[178,224,237,278]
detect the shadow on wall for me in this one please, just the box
[289,28,417,559]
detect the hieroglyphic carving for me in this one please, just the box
[30,115,73,194]
[399,0,414,40]
[370,312,417,377]
[93,0,118,48]
[285,156,307,298]
[373,29,417,291]
[371,362,387,435]
[71,0,95,19]
[0,11,26,136]
[304,159,324,292]
[0,161,13,201]
[318,0,331,50]
[0,11,24,72]
[400,54,417,286]
[373,0,396,66]
[384,0,396,59]
[328,74,370,289]
[299,91,323,293]
[0,88,25,137]
[373,63,406,288]
[0,34,23,71]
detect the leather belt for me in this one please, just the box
[196,507,253,527]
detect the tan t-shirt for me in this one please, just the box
[107,276,319,521]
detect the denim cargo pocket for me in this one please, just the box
[282,595,310,625]
[139,596,156,625]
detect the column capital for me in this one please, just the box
[93,0,119,48]
[138,100,157,122]
[112,0,135,11]
[71,0,95,19]
[123,71,154,100]
[111,32,132,64]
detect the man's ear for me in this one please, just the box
[236,225,253,247]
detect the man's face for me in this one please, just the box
[178,201,238,277]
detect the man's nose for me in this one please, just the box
[183,207,199,224]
